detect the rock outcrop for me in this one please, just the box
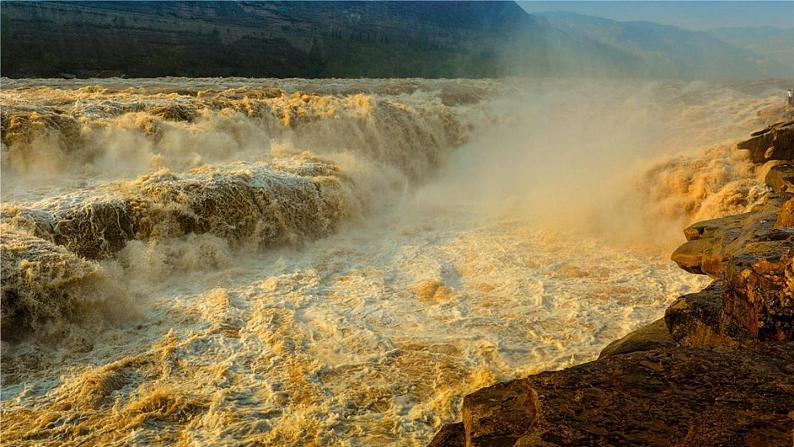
[765,163,794,194]
[428,106,794,447]
[670,192,793,341]
[670,194,791,277]
[737,120,794,163]
[597,317,676,359]
[430,345,794,447]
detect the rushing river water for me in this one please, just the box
[1,78,789,446]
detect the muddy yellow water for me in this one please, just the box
[1,78,789,445]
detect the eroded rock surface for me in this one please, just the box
[765,163,794,194]
[669,192,793,341]
[430,345,794,447]
[671,195,791,277]
[724,248,794,340]
[738,120,794,163]
[598,317,676,359]
[664,280,749,347]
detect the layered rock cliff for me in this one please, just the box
[428,108,794,447]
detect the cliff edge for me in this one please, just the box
[428,108,794,447]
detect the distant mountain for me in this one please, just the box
[537,11,792,79]
[2,1,640,78]
[708,27,794,73]
[0,2,788,79]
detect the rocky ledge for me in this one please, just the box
[429,112,794,447]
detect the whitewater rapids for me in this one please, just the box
[1,77,790,446]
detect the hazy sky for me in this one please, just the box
[519,1,794,30]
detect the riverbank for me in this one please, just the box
[428,108,794,447]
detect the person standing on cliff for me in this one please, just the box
[788,89,794,107]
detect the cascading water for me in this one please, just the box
[1,77,788,446]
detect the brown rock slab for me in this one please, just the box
[462,379,539,447]
[430,345,794,447]
[428,422,465,447]
[664,280,747,347]
[737,120,794,163]
[671,238,723,276]
[777,197,794,228]
[598,318,676,359]
[672,196,791,277]
[765,163,794,193]
[723,247,794,341]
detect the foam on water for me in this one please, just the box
[1,77,790,446]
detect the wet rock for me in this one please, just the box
[598,318,675,359]
[430,346,794,447]
[665,282,723,345]
[672,195,790,277]
[462,379,539,447]
[664,280,749,347]
[677,403,794,447]
[669,225,793,343]
[427,423,464,447]
[764,162,794,193]
[723,247,794,341]
[737,120,794,163]
[776,197,794,228]
[671,237,723,276]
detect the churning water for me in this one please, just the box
[1,77,789,445]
